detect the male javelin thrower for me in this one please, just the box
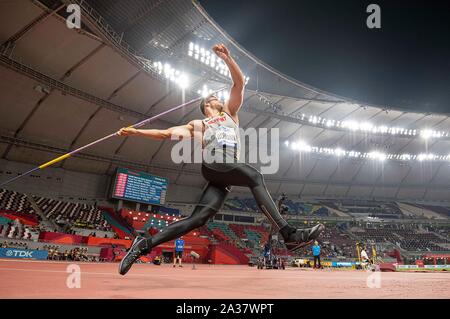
[117,44,325,275]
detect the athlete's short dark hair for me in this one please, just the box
[199,94,216,116]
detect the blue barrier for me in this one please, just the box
[0,248,48,260]
[335,261,355,267]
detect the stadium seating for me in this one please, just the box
[414,204,450,218]
[197,225,215,238]
[33,196,112,232]
[223,197,332,216]
[1,186,448,261]
[0,188,37,217]
[207,222,239,242]
[351,228,400,244]
[348,224,449,252]
[0,219,39,241]
[319,225,358,258]
[329,200,404,218]
[223,197,249,212]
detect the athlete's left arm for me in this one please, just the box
[213,44,245,118]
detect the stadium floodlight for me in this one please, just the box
[334,148,345,157]
[360,122,373,132]
[420,129,433,139]
[253,95,447,139]
[153,61,190,89]
[309,116,319,125]
[217,90,229,102]
[187,42,250,84]
[295,141,312,152]
[177,74,189,89]
[400,154,412,161]
[417,153,426,161]
[197,84,215,98]
[289,138,450,162]
[348,151,361,158]
[342,121,359,131]
[290,142,298,150]
[378,126,389,134]
[417,153,435,161]
[368,151,387,161]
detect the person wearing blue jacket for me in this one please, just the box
[173,237,185,268]
[312,241,321,269]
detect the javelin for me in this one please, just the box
[0,87,226,188]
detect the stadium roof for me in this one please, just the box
[1,0,450,202]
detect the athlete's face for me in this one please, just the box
[204,95,224,117]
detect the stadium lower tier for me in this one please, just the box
[1,191,449,264]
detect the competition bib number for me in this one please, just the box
[215,126,237,147]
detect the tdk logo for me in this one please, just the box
[7,250,33,258]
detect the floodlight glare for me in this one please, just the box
[177,74,189,89]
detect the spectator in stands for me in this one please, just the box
[312,241,321,269]
[173,237,185,268]
[54,246,60,260]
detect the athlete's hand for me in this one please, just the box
[117,127,139,136]
[212,43,230,61]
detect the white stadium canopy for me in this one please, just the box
[1,0,450,202]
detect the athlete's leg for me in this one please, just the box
[119,182,229,275]
[202,163,286,229]
[202,163,324,250]
[148,183,229,248]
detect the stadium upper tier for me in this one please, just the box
[1,0,450,202]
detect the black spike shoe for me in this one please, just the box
[282,223,325,252]
[118,236,151,275]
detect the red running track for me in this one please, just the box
[0,259,449,299]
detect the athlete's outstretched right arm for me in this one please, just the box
[117,120,201,140]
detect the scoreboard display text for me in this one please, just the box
[111,168,168,205]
